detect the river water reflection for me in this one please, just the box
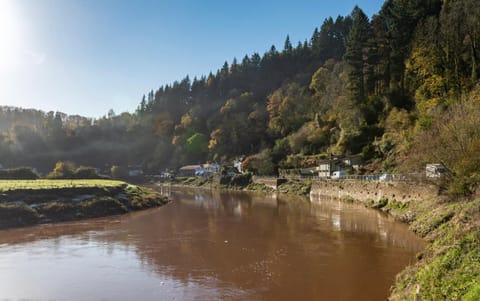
[0,187,424,301]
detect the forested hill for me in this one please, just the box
[2,0,480,192]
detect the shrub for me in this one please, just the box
[219,175,232,185]
[74,167,102,179]
[48,161,76,179]
[372,196,389,209]
[342,195,355,203]
[0,205,39,228]
[464,284,480,301]
[230,173,252,187]
[111,165,128,179]
[219,173,252,187]
[0,167,39,180]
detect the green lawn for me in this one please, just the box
[0,179,126,191]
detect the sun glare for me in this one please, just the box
[0,0,22,66]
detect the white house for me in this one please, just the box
[201,163,220,175]
[318,156,362,178]
[233,157,244,173]
[178,165,200,177]
[178,163,220,177]
[426,164,446,178]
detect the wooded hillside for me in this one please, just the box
[1,0,479,191]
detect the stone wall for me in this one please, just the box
[311,180,439,203]
[252,177,283,190]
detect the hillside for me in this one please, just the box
[1,0,479,192]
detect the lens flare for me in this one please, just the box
[0,0,22,66]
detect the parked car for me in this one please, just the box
[331,170,346,179]
[426,164,446,178]
[194,170,205,176]
[379,173,393,181]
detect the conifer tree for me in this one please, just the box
[283,35,293,54]
[344,6,371,103]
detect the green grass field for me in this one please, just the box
[0,179,127,191]
[0,180,169,229]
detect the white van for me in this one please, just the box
[331,170,346,179]
[379,173,393,181]
[426,164,446,178]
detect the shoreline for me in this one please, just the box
[162,176,480,300]
[0,181,170,230]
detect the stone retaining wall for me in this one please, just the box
[311,180,439,203]
[252,177,282,190]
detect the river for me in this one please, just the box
[0,187,424,301]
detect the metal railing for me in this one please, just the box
[256,173,428,182]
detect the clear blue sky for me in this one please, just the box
[0,0,384,117]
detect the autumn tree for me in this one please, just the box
[409,87,480,194]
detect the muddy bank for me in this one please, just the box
[0,185,169,229]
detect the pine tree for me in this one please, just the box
[137,95,147,114]
[344,6,371,103]
[283,35,293,54]
[310,27,320,52]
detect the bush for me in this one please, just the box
[48,161,76,179]
[36,202,78,221]
[372,196,389,209]
[74,167,102,179]
[111,165,128,179]
[219,175,232,185]
[80,197,128,217]
[219,173,252,187]
[0,167,39,180]
[47,162,103,179]
[0,205,39,228]
[243,149,275,175]
[464,284,480,301]
[409,88,480,195]
[230,173,252,187]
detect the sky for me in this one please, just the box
[0,0,385,118]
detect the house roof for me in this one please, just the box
[318,156,363,164]
[179,165,201,171]
[202,163,219,169]
[179,163,219,171]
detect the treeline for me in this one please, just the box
[1,0,480,191]
[0,107,142,172]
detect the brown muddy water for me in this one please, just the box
[0,187,424,301]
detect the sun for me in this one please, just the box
[0,0,22,66]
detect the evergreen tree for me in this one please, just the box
[137,95,147,114]
[344,6,371,104]
[283,35,293,54]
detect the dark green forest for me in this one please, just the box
[2,0,480,190]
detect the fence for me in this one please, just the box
[258,173,428,182]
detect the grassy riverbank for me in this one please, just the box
[315,181,480,300]
[382,196,480,300]
[168,175,274,191]
[0,179,125,190]
[0,180,169,229]
[167,175,310,195]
